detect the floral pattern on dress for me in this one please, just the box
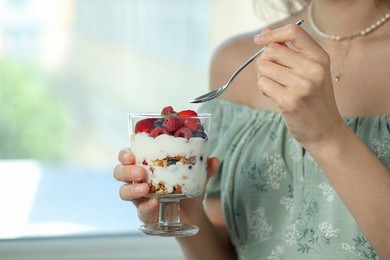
[341,236,378,259]
[241,153,288,193]
[248,207,272,242]
[201,100,386,259]
[370,137,390,167]
[284,220,341,254]
[318,182,335,202]
[267,246,284,260]
[241,156,268,194]
[263,153,287,190]
[280,184,294,212]
[282,192,342,255]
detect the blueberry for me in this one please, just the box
[192,130,208,139]
[153,119,164,129]
[188,165,192,170]
[168,159,178,166]
[200,156,203,161]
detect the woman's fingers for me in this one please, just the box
[114,155,221,224]
[118,148,134,164]
[259,42,316,76]
[257,74,289,106]
[119,182,149,201]
[114,163,147,182]
[254,23,325,60]
[137,199,159,223]
[114,148,147,183]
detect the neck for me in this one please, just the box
[311,0,390,37]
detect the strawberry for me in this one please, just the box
[161,106,176,116]
[150,127,169,138]
[174,127,193,139]
[177,110,198,116]
[163,116,183,132]
[134,118,156,133]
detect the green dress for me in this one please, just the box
[201,99,390,260]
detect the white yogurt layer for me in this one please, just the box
[130,133,210,197]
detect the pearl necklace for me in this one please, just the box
[307,0,390,82]
[308,0,390,41]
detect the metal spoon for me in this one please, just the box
[189,19,304,104]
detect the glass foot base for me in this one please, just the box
[139,223,199,237]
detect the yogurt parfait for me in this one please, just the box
[129,106,211,199]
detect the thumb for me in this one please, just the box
[206,157,220,179]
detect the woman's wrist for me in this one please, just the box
[303,117,351,161]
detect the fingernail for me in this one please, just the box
[135,185,144,194]
[124,152,131,162]
[254,34,264,43]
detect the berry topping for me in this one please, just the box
[181,117,200,131]
[153,119,164,129]
[134,106,207,140]
[193,130,208,139]
[177,110,198,117]
[161,106,176,115]
[163,116,183,132]
[196,124,204,131]
[178,110,200,131]
[150,127,169,138]
[135,118,156,133]
[174,127,193,139]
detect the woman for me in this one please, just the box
[114,0,390,258]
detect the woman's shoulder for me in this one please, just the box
[208,17,296,107]
[208,30,259,105]
[208,29,259,89]
[209,15,301,82]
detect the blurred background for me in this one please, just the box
[0,0,287,258]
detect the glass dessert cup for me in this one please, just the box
[129,112,211,237]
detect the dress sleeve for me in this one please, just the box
[351,116,390,170]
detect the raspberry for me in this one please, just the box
[161,106,176,115]
[177,110,200,131]
[150,127,169,138]
[163,116,183,132]
[174,127,193,139]
[181,117,200,131]
[134,118,156,133]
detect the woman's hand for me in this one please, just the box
[113,148,220,224]
[254,23,345,150]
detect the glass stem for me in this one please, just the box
[159,199,181,227]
